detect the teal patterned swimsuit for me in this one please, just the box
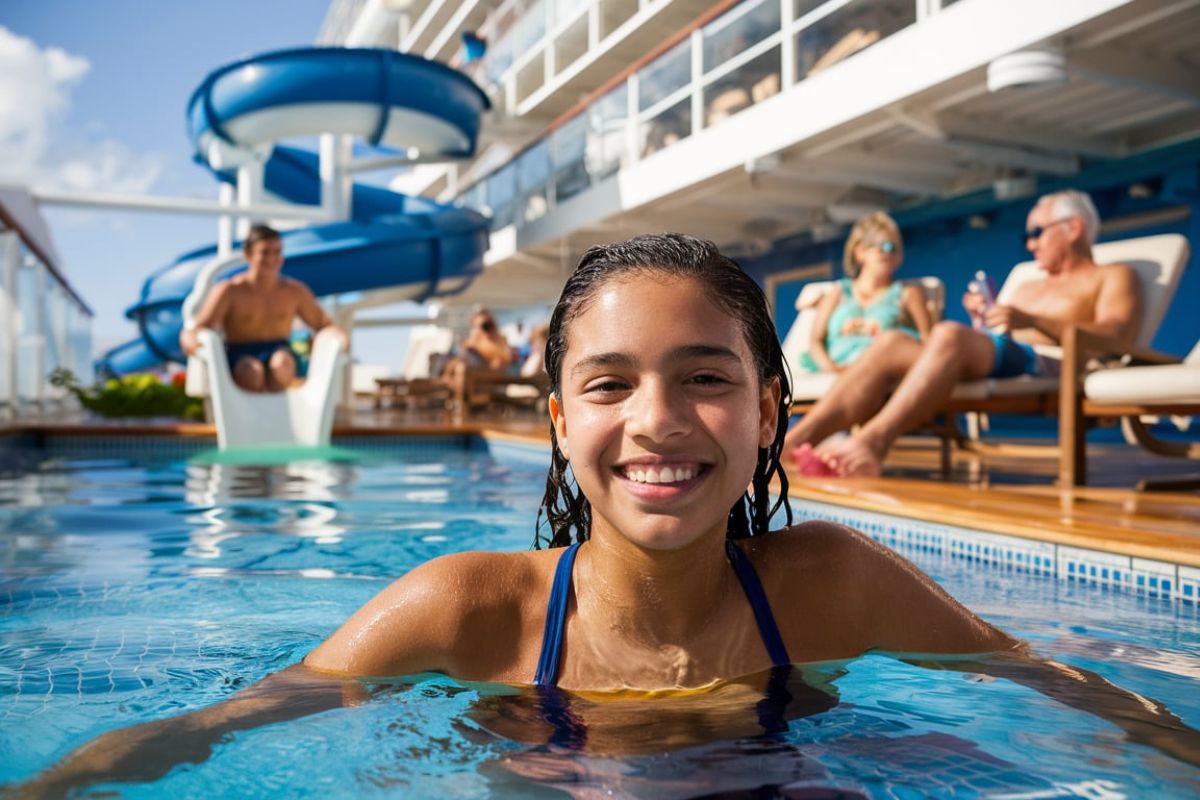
[801,279,919,373]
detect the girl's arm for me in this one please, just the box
[13,554,489,797]
[840,527,1200,768]
[11,664,360,797]
[807,286,844,373]
[900,284,932,340]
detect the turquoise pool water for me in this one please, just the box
[1,437,1198,798]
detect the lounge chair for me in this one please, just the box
[782,276,945,403]
[941,233,1190,486]
[372,325,454,410]
[471,348,551,414]
[1076,335,1199,490]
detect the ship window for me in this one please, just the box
[703,0,780,73]
[795,0,916,83]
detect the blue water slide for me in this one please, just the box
[97,48,491,375]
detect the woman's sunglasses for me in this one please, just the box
[1024,218,1071,244]
[871,240,897,254]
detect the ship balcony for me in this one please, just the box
[447,0,1199,284]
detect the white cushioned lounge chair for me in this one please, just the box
[1079,335,1200,489]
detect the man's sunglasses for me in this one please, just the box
[870,240,897,254]
[1024,218,1071,244]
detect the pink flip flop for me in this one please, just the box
[791,443,839,477]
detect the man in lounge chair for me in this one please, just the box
[784,189,1142,477]
[440,308,519,412]
[180,224,346,392]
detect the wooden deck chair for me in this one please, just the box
[783,277,945,403]
[372,325,454,410]
[941,233,1190,486]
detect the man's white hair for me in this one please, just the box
[1041,189,1100,247]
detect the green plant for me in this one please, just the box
[49,368,206,421]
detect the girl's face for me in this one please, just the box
[550,274,779,552]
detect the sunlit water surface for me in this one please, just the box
[1,440,1197,798]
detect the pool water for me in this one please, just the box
[1,439,1198,798]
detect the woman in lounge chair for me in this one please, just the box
[791,212,931,473]
[802,211,931,375]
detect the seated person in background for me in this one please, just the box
[441,309,519,410]
[800,211,931,375]
[180,224,345,393]
[783,189,1142,477]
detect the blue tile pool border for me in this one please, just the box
[5,432,1195,605]
[792,498,1198,607]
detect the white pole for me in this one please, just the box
[236,160,265,238]
[217,182,235,255]
[319,134,355,222]
[32,189,329,221]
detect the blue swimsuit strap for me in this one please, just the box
[534,541,581,687]
[725,539,792,668]
[533,539,791,687]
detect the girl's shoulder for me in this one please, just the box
[741,522,898,595]
[743,519,871,559]
[305,549,559,679]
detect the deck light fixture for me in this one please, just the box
[986,47,1067,92]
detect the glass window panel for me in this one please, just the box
[43,282,63,379]
[518,140,552,192]
[486,37,516,83]
[519,140,552,223]
[637,38,691,112]
[795,0,916,82]
[792,0,827,20]
[514,0,548,52]
[702,0,780,73]
[553,0,589,25]
[640,97,692,158]
[703,46,780,128]
[16,259,41,401]
[487,164,518,229]
[586,83,628,181]
[69,302,93,384]
[552,114,590,203]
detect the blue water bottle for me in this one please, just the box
[968,270,996,329]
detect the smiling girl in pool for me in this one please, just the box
[304,233,1009,688]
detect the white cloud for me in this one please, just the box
[0,26,166,193]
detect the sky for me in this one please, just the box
[0,0,354,362]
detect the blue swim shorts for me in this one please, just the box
[986,332,1040,378]
[225,339,296,372]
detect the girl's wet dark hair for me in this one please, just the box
[535,233,793,548]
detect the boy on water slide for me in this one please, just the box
[179,224,346,392]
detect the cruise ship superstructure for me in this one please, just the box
[318,0,1200,327]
